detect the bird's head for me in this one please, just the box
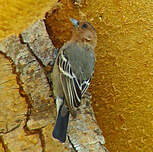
[70,18,97,49]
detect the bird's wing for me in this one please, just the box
[57,50,91,110]
[81,78,91,96]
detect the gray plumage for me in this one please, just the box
[64,43,95,81]
[53,42,95,112]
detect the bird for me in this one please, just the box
[51,18,97,143]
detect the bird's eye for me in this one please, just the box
[82,23,88,29]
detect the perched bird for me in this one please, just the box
[52,18,97,142]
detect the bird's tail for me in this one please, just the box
[52,103,69,143]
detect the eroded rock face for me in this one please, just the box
[0,20,66,152]
[0,20,55,130]
[0,54,27,135]
[3,122,42,152]
[0,20,108,152]
[0,140,4,152]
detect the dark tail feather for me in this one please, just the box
[52,105,69,143]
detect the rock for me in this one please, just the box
[0,138,5,152]
[3,122,42,152]
[0,54,27,135]
[21,20,56,66]
[42,124,69,152]
[0,21,55,129]
[67,97,106,152]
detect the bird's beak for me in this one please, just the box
[70,18,79,28]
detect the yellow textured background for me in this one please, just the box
[88,1,153,151]
[0,0,56,39]
[0,0,153,152]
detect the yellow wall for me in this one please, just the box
[87,0,153,151]
[0,0,56,39]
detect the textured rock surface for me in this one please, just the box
[3,122,42,152]
[0,27,54,130]
[21,20,56,66]
[68,97,106,152]
[42,124,69,152]
[0,20,108,152]
[0,138,5,152]
[0,54,27,135]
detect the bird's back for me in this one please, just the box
[63,42,95,82]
